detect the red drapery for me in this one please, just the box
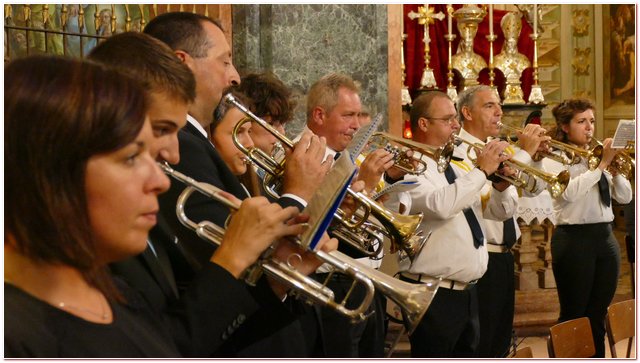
[403,4,536,103]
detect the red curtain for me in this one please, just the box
[403,4,536,102]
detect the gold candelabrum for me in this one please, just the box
[494,11,531,104]
[451,4,487,90]
[445,4,458,102]
[408,4,445,90]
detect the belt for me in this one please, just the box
[400,272,477,291]
[486,243,511,253]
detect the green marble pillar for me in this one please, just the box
[233,4,389,138]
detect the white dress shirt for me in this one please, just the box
[398,149,515,283]
[543,151,632,225]
[456,128,520,245]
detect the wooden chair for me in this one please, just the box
[547,317,595,358]
[511,346,533,358]
[606,299,635,358]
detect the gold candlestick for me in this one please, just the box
[445,5,457,102]
[408,4,445,90]
[528,5,544,104]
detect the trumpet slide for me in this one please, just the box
[159,162,438,333]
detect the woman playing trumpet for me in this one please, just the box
[545,98,632,358]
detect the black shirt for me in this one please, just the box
[5,283,181,358]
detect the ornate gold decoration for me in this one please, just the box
[572,47,591,75]
[495,12,530,104]
[451,5,487,90]
[408,5,445,89]
[572,9,590,37]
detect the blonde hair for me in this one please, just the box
[306,73,360,121]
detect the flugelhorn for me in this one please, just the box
[453,135,571,198]
[160,162,438,333]
[497,121,603,169]
[224,93,428,262]
[371,132,455,173]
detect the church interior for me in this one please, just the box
[4,4,636,359]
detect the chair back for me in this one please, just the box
[606,299,635,358]
[511,346,533,358]
[547,317,595,358]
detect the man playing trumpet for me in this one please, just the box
[455,85,549,358]
[396,90,514,357]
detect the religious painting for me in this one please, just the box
[603,4,636,108]
[4,5,149,60]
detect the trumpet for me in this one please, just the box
[453,135,571,198]
[365,132,428,175]
[497,121,603,169]
[595,139,635,180]
[224,93,428,262]
[159,162,438,333]
[370,132,454,173]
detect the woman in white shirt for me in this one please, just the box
[546,99,632,357]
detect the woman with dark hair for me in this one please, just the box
[4,56,306,357]
[5,56,175,357]
[545,98,632,357]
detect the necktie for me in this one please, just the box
[444,166,484,248]
[598,173,611,207]
[503,218,517,249]
[334,152,341,161]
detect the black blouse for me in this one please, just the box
[5,283,181,358]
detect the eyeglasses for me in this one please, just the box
[425,115,459,125]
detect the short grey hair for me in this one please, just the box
[456,85,493,121]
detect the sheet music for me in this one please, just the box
[300,151,356,251]
[612,119,636,148]
[370,180,419,201]
[346,113,383,162]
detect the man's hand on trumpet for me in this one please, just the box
[517,123,552,158]
[356,148,394,195]
[269,225,339,298]
[475,139,512,177]
[282,131,332,202]
[211,195,306,279]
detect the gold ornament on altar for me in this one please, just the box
[451,5,487,89]
[494,12,530,104]
[408,4,445,90]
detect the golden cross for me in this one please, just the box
[408,5,445,26]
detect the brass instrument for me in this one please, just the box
[365,132,429,175]
[370,132,455,173]
[160,162,438,333]
[453,135,571,198]
[224,93,428,262]
[594,139,635,180]
[497,121,603,169]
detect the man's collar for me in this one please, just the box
[459,128,484,144]
[187,114,208,138]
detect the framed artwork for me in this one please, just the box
[602,4,636,109]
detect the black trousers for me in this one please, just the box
[551,223,620,358]
[402,275,480,358]
[476,250,515,358]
